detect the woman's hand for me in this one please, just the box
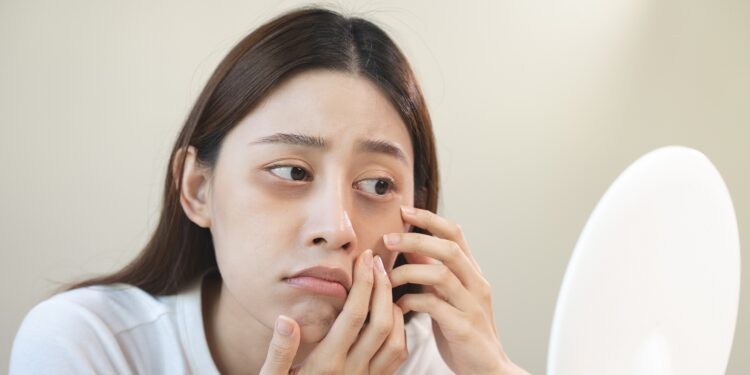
[385,206,529,375]
[259,249,408,375]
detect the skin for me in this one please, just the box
[177,69,529,374]
[177,69,414,374]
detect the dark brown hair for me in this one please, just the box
[68,6,439,322]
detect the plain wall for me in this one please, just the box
[1,0,748,373]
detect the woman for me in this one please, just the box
[11,7,528,375]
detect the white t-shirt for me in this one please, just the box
[10,272,454,374]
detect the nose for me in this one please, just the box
[303,175,358,252]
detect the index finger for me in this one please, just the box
[316,249,374,356]
[400,206,481,273]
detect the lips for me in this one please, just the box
[286,266,352,291]
[284,265,352,298]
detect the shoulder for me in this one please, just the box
[10,284,177,374]
[20,284,172,335]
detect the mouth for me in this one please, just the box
[284,265,352,299]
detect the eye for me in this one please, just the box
[268,165,310,182]
[356,178,395,196]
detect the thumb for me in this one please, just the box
[259,315,300,375]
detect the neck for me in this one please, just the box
[202,273,316,374]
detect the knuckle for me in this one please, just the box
[369,313,393,338]
[355,274,374,291]
[363,280,374,292]
[423,211,435,228]
[386,348,408,366]
[398,347,409,362]
[392,304,403,316]
[266,352,286,367]
[362,280,374,294]
[412,233,424,248]
[380,340,407,365]
[398,294,414,308]
[447,241,462,258]
[390,333,406,351]
[347,307,369,327]
[269,341,292,358]
[454,223,465,237]
[478,277,493,300]
[437,265,451,280]
[373,321,391,338]
[386,330,408,361]
[468,304,485,322]
[353,307,370,322]
[454,319,473,342]
[265,350,291,369]
[362,272,375,287]
[455,331,472,344]
[447,220,461,238]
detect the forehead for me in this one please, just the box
[229,70,414,166]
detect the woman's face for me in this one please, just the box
[201,70,414,343]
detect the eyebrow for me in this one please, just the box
[249,132,409,165]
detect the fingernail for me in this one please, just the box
[401,206,415,215]
[374,255,385,274]
[363,249,373,268]
[383,233,400,246]
[276,315,294,336]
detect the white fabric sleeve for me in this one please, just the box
[9,296,133,375]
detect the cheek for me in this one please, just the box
[208,172,291,275]
[208,183,289,310]
[210,166,298,237]
[356,202,406,268]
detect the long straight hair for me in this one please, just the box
[68,7,440,322]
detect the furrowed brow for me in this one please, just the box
[357,139,409,166]
[249,132,409,166]
[249,132,327,149]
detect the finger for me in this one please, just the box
[347,255,394,370]
[390,263,477,313]
[400,206,482,272]
[402,251,438,266]
[317,249,375,356]
[397,293,470,341]
[259,315,300,375]
[384,232,480,289]
[370,305,408,374]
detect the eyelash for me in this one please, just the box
[265,165,398,197]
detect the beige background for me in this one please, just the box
[1,0,748,373]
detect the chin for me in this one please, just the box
[298,323,333,344]
[289,307,338,343]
